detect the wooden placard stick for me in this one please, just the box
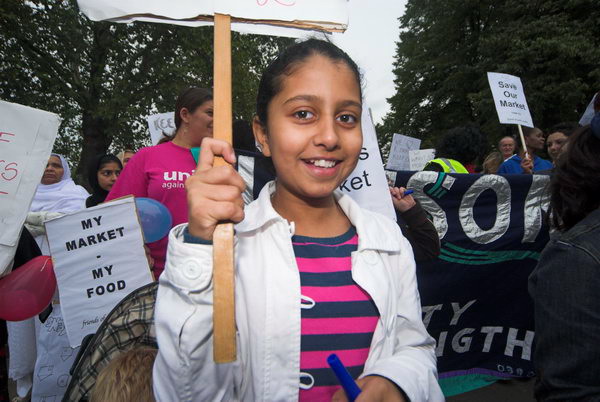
[212,13,236,363]
[517,124,528,159]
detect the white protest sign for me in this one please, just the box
[77,0,348,37]
[339,105,395,221]
[45,198,153,347]
[409,149,436,171]
[386,133,421,171]
[0,100,60,275]
[579,93,597,126]
[487,72,534,128]
[146,112,175,145]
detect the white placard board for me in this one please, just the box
[146,112,175,145]
[409,149,436,171]
[77,0,348,37]
[45,198,153,347]
[579,93,597,126]
[0,100,60,275]
[487,72,534,128]
[386,133,421,171]
[339,104,395,221]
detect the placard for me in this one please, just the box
[579,92,598,126]
[338,104,395,221]
[409,149,436,171]
[0,100,60,274]
[146,112,175,145]
[77,0,348,37]
[45,198,153,347]
[487,72,534,128]
[386,133,421,171]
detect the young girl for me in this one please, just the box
[153,39,443,401]
[86,153,123,207]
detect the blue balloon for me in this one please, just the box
[134,197,173,243]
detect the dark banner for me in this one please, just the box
[392,171,550,389]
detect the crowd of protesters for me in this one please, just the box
[1,37,599,402]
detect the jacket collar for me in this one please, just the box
[236,181,402,253]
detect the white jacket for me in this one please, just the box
[153,182,444,402]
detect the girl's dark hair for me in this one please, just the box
[548,122,578,137]
[550,124,600,231]
[255,38,362,127]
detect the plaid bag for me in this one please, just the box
[62,282,158,401]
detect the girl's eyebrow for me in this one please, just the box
[283,95,362,110]
[283,94,318,105]
[339,99,363,110]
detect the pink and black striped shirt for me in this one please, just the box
[293,226,380,401]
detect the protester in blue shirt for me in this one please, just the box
[497,127,552,174]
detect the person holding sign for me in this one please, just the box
[106,88,213,278]
[28,154,89,253]
[497,127,552,174]
[31,154,89,212]
[15,154,89,402]
[529,116,600,400]
[153,39,443,401]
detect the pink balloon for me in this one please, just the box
[0,256,56,321]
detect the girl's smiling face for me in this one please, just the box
[254,54,363,206]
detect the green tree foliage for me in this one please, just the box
[381,0,600,157]
[0,0,291,184]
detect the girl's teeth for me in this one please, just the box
[312,160,335,168]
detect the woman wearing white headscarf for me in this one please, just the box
[26,154,88,253]
[31,153,88,213]
[9,154,88,402]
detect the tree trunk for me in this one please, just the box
[76,113,110,191]
[73,23,113,190]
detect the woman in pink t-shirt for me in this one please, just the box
[106,87,213,278]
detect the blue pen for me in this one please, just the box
[402,189,414,197]
[327,354,361,401]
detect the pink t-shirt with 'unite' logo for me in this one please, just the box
[106,141,196,278]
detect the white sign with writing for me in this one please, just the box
[409,149,436,171]
[386,133,421,171]
[487,72,534,128]
[146,112,175,145]
[77,0,348,37]
[45,198,153,347]
[0,100,60,274]
[579,93,597,126]
[339,104,395,221]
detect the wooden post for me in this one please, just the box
[212,13,236,363]
[517,124,528,159]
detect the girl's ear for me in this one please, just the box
[179,107,190,124]
[252,116,271,157]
